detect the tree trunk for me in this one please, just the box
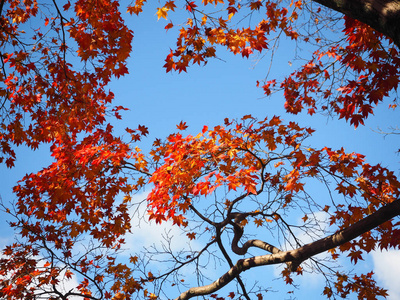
[312,0,400,47]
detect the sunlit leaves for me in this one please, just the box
[144,0,400,127]
[147,116,316,224]
[328,272,389,299]
[144,112,400,299]
[156,7,169,20]
[275,16,400,127]
[1,0,400,299]
[147,113,400,233]
[13,127,135,246]
[150,0,299,72]
[0,0,133,168]
[0,6,138,295]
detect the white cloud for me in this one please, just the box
[124,191,209,262]
[371,250,400,300]
[273,210,331,287]
[125,191,197,252]
[51,268,81,300]
[124,191,219,286]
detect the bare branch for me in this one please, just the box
[176,198,400,300]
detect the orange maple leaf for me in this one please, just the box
[176,121,188,130]
[156,7,169,20]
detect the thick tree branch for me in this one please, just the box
[175,198,400,300]
[0,0,4,17]
[312,0,400,47]
[215,227,251,300]
[230,217,282,256]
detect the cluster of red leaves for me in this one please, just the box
[291,143,400,263]
[146,114,400,298]
[330,160,400,256]
[0,0,133,167]
[13,126,133,248]
[128,0,299,72]
[323,272,388,299]
[0,121,155,298]
[147,115,315,225]
[132,0,400,127]
[0,242,142,299]
[1,0,399,299]
[0,244,47,299]
[147,115,400,230]
[0,0,143,299]
[275,16,400,127]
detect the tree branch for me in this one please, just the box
[230,216,282,256]
[312,0,400,47]
[175,198,400,300]
[0,0,4,17]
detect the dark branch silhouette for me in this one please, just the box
[176,198,400,300]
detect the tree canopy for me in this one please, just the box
[0,0,399,299]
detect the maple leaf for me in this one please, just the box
[127,5,143,15]
[176,121,188,130]
[186,232,196,240]
[186,1,197,12]
[165,1,176,11]
[129,256,139,264]
[250,1,262,10]
[242,47,253,58]
[254,218,263,227]
[138,125,149,136]
[156,7,169,20]
[165,22,174,31]
[348,250,364,264]
[164,51,175,72]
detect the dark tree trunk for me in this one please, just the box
[313,0,400,47]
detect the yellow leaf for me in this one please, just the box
[149,293,158,300]
[156,7,169,20]
[201,15,207,25]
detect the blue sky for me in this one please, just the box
[1,1,400,299]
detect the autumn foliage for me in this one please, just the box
[0,0,400,299]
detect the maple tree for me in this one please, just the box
[0,0,399,299]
